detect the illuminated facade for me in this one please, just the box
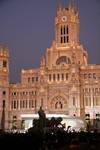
[0,1,100,129]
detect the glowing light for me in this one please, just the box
[20,114,86,131]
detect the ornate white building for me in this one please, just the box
[0,1,100,129]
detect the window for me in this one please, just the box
[67,36,69,43]
[93,73,96,79]
[22,100,25,108]
[32,100,34,108]
[88,73,92,78]
[29,100,32,108]
[56,56,71,65]
[36,77,38,82]
[31,91,34,95]
[85,97,91,106]
[2,100,5,108]
[28,77,30,83]
[3,91,6,95]
[17,100,19,109]
[29,99,34,108]
[95,97,100,106]
[55,101,63,109]
[14,100,17,109]
[66,73,68,80]
[35,91,37,95]
[32,77,34,83]
[35,99,36,108]
[20,100,22,108]
[60,25,69,44]
[26,100,27,108]
[13,92,16,96]
[49,74,51,81]
[13,116,17,119]
[3,60,7,67]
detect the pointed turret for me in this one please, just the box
[56,0,62,11]
[68,0,77,12]
[69,0,75,8]
[55,0,80,47]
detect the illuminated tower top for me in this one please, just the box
[55,0,80,47]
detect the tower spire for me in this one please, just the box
[56,0,62,10]
[69,0,76,10]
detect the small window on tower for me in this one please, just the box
[3,91,6,95]
[3,60,7,67]
[67,26,69,34]
[67,36,69,43]
[61,37,63,43]
[49,74,51,81]
[64,26,66,34]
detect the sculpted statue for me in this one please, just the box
[38,106,46,128]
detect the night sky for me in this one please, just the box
[0,0,100,83]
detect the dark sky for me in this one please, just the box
[0,0,100,83]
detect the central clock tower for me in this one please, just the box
[45,0,88,69]
[55,0,80,47]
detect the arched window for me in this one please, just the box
[56,56,71,65]
[67,36,69,43]
[3,60,7,67]
[64,25,66,34]
[61,37,63,43]
[60,25,69,44]
[55,101,63,109]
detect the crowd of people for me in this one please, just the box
[0,127,100,150]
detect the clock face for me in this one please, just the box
[62,16,67,22]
